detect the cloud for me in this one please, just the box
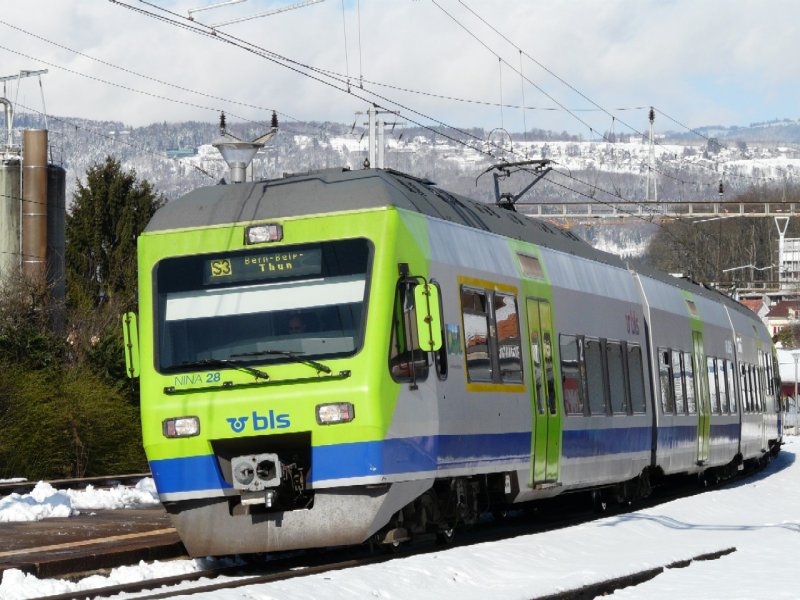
[1,0,798,134]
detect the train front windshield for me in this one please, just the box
[154,238,371,372]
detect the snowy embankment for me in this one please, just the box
[2,438,799,599]
[0,478,159,523]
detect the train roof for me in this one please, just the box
[144,167,759,324]
[146,167,626,268]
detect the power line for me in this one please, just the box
[441,1,793,193]
[107,0,751,266]
[108,0,515,160]
[1,1,773,275]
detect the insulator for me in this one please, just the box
[649,107,655,123]
[271,110,278,129]
[718,181,724,195]
[219,111,227,132]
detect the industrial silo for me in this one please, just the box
[0,128,65,303]
[0,157,21,281]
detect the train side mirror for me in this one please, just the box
[414,282,443,352]
[122,311,140,379]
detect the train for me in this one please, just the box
[123,167,782,556]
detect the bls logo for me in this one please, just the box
[226,410,291,434]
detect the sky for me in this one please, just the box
[1,1,800,138]
[1,436,798,599]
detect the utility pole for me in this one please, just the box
[646,107,657,202]
[367,105,376,168]
[359,106,401,169]
[775,217,789,290]
[0,69,49,151]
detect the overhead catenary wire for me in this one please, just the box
[107,0,523,161]
[103,0,752,265]
[0,21,341,141]
[443,0,789,190]
[0,1,774,277]
[340,0,351,92]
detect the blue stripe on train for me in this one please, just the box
[149,424,741,494]
[562,426,651,458]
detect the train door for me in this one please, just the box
[527,298,560,486]
[693,331,711,464]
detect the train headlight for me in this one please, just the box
[245,223,283,244]
[162,416,200,438]
[316,402,355,425]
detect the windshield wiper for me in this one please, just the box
[231,350,332,374]
[176,358,269,380]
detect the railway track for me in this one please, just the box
[2,455,781,599]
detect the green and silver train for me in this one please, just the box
[124,167,781,556]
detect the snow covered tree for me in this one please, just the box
[66,156,164,311]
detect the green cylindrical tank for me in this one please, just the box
[0,159,21,282]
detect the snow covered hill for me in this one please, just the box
[11,113,800,258]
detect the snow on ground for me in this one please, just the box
[0,478,159,523]
[2,439,799,599]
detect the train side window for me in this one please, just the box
[707,357,720,414]
[769,355,777,404]
[716,358,728,413]
[627,344,647,414]
[560,334,586,415]
[672,351,685,414]
[607,341,627,415]
[659,349,675,414]
[753,362,760,413]
[461,288,492,382]
[495,292,523,383]
[754,365,763,412]
[684,351,696,414]
[740,364,750,413]
[585,338,607,416]
[389,280,430,383]
[727,360,738,413]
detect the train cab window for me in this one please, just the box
[462,288,492,382]
[560,334,586,415]
[727,360,738,414]
[684,352,696,414]
[389,280,430,383]
[627,345,647,414]
[672,351,685,414]
[586,338,607,416]
[659,349,675,414]
[607,341,627,415]
[495,293,523,383]
[154,238,370,373]
[716,358,728,413]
